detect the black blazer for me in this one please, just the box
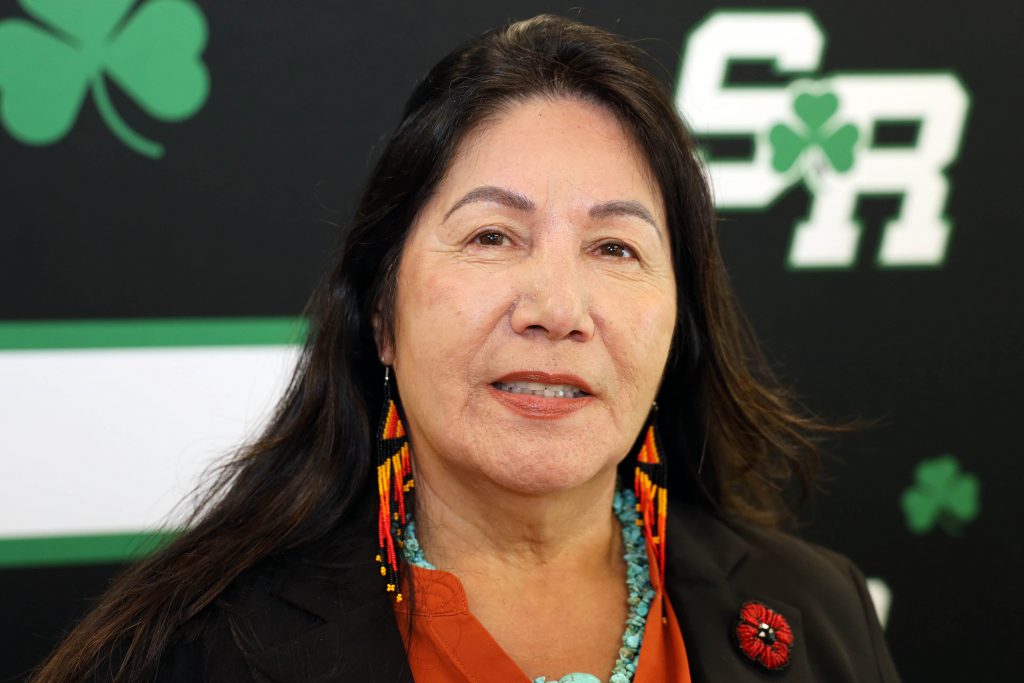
[151,504,901,682]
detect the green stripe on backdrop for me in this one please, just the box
[0,317,307,350]
[0,531,179,568]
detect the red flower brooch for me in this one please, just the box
[734,601,794,671]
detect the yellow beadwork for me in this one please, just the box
[633,424,668,590]
[377,396,415,605]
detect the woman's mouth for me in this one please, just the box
[492,381,588,398]
[488,372,594,419]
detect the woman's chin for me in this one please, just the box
[475,450,619,497]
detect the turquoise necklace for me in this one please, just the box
[399,488,655,683]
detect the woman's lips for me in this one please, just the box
[488,371,594,419]
[492,371,594,395]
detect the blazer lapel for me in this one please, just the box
[246,527,414,683]
[665,505,812,683]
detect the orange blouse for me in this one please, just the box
[393,540,692,682]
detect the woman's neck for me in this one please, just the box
[411,462,623,581]
[408,462,631,680]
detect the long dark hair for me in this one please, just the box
[33,14,838,682]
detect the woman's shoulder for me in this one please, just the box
[666,502,900,682]
[153,552,318,681]
[668,501,872,603]
[734,515,872,598]
[154,542,410,682]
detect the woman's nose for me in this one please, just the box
[509,252,595,342]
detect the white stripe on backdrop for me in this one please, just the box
[1,346,298,539]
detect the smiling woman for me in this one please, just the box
[32,14,899,683]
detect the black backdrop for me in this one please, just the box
[2,1,1021,680]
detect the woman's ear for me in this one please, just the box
[371,312,395,365]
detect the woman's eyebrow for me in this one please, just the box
[589,200,661,241]
[443,186,661,241]
[444,185,535,221]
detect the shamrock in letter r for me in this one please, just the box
[0,0,209,158]
[769,88,859,177]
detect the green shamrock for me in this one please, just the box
[769,89,859,175]
[0,0,209,158]
[901,454,980,536]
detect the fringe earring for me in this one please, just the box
[633,401,668,587]
[375,366,413,603]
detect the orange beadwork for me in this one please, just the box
[382,401,406,440]
[636,426,661,464]
[376,391,414,604]
[634,424,667,587]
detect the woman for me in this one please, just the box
[33,14,900,683]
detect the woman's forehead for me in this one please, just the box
[429,96,667,228]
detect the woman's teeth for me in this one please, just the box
[493,381,587,398]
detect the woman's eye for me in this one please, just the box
[474,231,507,246]
[598,242,634,258]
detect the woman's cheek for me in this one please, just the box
[406,268,504,363]
[606,292,675,388]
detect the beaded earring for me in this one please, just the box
[633,403,668,587]
[375,366,413,603]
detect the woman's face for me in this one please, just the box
[381,96,677,495]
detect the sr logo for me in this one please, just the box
[675,10,970,268]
